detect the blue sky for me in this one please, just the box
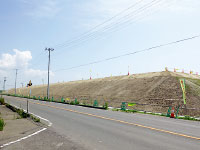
[0,0,200,89]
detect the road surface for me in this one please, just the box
[3,96,200,150]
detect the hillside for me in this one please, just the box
[9,71,200,116]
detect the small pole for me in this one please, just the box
[27,98,29,114]
[15,69,18,95]
[3,77,6,91]
[26,80,32,114]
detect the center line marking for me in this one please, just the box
[9,97,200,141]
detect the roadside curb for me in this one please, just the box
[0,103,52,148]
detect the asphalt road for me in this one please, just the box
[3,96,200,150]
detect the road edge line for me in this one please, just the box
[0,103,53,148]
[0,128,47,148]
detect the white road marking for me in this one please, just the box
[0,128,47,148]
[0,103,53,148]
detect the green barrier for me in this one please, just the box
[61,97,65,102]
[121,102,127,111]
[52,97,54,102]
[93,100,98,107]
[44,97,47,101]
[167,107,172,117]
[175,106,180,119]
[75,98,80,105]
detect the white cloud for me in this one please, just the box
[0,49,32,69]
[0,50,54,88]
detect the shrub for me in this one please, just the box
[30,115,40,122]
[112,108,119,111]
[75,101,80,105]
[6,104,29,118]
[0,118,5,131]
[0,97,5,105]
[70,101,75,105]
[161,113,166,116]
[103,102,108,110]
[16,109,29,118]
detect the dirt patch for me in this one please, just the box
[0,105,44,146]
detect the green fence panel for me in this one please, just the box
[121,102,127,111]
[93,100,98,107]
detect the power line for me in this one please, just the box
[53,34,200,72]
[94,0,173,41]
[54,0,164,51]
[54,0,163,50]
[53,0,145,49]
[51,0,166,60]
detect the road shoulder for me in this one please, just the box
[0,105,44,147]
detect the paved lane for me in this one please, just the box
[4,96,200,150]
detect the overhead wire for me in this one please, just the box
[53,34,200,72]
[73,0,174,47]
[56,0,164,51]
[54,0,161,50]
[51,0,169,63]
[53,0,145,49]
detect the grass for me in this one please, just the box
[6,103,30,118]
[0,117,5,131]
[30,114,40,122]
[70,101,75,105]
[103,102,108,110]
[0,97,5,105]
[177,115,199,121]
[111,107,200,121]
[187,78,200,86]
[112,108,137,113]
[2,94,107,110]
[5,103,40,122]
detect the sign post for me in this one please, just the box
[27,80,32,114]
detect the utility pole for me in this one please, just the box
[3,77,6,91]
[42,79,44,97]
[15,69,18,95]
[45,48,54,99]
